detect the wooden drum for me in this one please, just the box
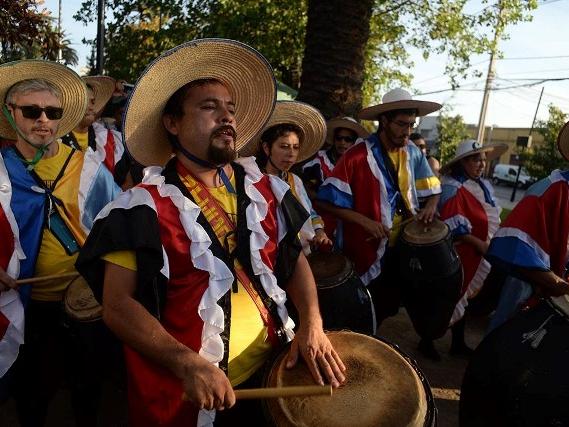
[64,275,103,322]
[263,331,436,427]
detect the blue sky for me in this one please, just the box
[44,0,569,128]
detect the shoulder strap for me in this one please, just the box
[377,141,413,218]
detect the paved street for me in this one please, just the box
[491,182,526,211]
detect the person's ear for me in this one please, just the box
[162,114,179,136]
[262,141,270,157]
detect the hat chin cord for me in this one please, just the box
[268,156,288,181]
[172,139,236,194]
[2,105,54,170]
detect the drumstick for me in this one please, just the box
[15,272,80,285]
[181,385,332,402]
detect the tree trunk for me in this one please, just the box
[297,0,373,119]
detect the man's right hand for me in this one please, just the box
[0,267,17,292]
[178,353,236,411]
[359,216,390,241]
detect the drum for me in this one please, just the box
[398,219,463,340]
[64,275,103,322]
[460,296,569,426]
[263,331,437,427]
[308,252,375,335]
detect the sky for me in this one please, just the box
[43,0,569,128]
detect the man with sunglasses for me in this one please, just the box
[410,132,440,177]
[317,88,442,328]
[0,60,119,426]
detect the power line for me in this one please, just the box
[416,77,569,95]
[497,55,569,61]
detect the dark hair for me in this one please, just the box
[377,108,418,132]
[409,132,423,142]
[255,123,302,169]
[333,127,357,140]
[162,78,224,146]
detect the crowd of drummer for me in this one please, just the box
[1,38,568,427]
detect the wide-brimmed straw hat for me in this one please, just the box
[123,38,277,167]
[0,60,87,140]
[326,116,368,144]
[83,76,115,114]
[557,121,569,161]
[440,139,508,175]
[359,88,441,121]
[240,100,326,164]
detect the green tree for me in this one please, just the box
[1,1,78,65]
[73,0,538,117]
[523,105,567,180]
[437,111,470,165]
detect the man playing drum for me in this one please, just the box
[485,121,569,331]
[77,39,345,427]
[317,88,441,328]
[0,60,120,425]
[61,76,132,188]
[302,116,368,239]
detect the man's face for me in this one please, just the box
[333,128,357,156]
[381,113,416,148]
[78,87,96,128]
[163,82,237,164]
[7,90,62,146]
[412,137,427,155]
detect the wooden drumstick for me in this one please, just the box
[181,385,332,402]
[15,272,80,285]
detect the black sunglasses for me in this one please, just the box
[9,104,64,120]
[335,135,356,143]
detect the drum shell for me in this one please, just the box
[398,230,461,281]
[460,301,569,426]
[262,331,437,427]
[399,231,463,340]
[308,253,375,336]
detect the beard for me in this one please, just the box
[207,125,237,165]
[208,142,236,165]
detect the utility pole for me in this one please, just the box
[476,2,505,144]
[57,0,62,62]
[510,86,544,202]
[96,0,105,74]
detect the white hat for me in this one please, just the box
[358,88,441,120]
[440,139,508,174]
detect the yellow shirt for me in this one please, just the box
[104,173,271,386]
[72,131,89,151]
[33,143,83,301]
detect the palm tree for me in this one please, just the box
[296,0,374,119]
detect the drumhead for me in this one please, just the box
[264,331,432,427]
[307,252,353,289]
[402,219,448,245]
[64,276,103,322]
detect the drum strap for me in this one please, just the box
[177,162,281,346]
[378,140,413,219]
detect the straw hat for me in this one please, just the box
[123,38,276,167]
[83,76,115,114]
[359,88,441,121]
[239,100,326,164]
[557,120,569,161]
[326,116,368,144]
[0,60,87,140]
[440,139,508,175]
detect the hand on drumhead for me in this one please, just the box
[286,325,346,389]
[416,205,437,224]
[311,229,333,251]
[0,267,17,292]
[179,355,235,411]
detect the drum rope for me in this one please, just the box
[521,314,553,349]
